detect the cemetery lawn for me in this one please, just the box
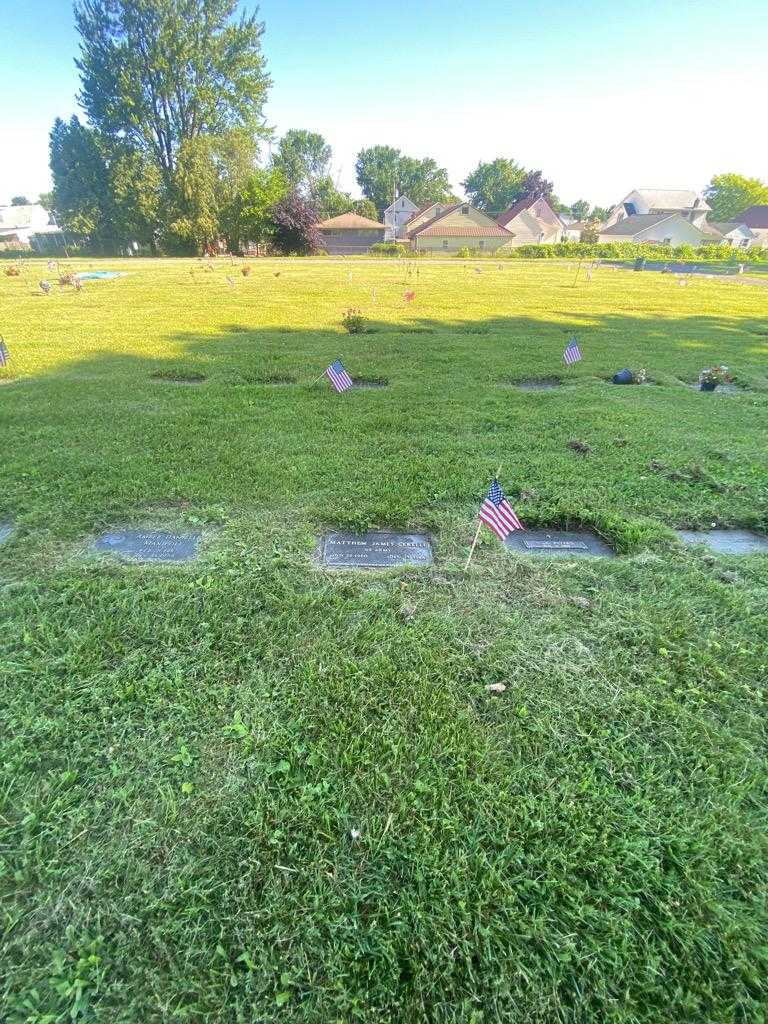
[2,257,768,1023]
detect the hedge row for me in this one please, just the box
[497,241,768,263]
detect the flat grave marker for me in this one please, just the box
[0,523,13,545]
[94,529,201,563]
[352,378,388,389]
[504,529,616,558]
[676,529,768,556]
[320,531,433,569]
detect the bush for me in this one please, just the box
[241,265,252,276]
[341,308,368,334]
[370,242,410,258]
[497,241,768,264]
[455,246,479,258]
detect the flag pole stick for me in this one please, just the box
[572,260,582,287]
[464,523,482,571]
[309,370,326,386]
[465,464,502,571]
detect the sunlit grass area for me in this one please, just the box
[1,257,767,1022]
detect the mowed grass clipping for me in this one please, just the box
[1,257,767,1023]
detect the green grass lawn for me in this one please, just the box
[1,257,767,1022]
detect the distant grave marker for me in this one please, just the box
[0,524,13,545]
[94,529,201,562]
[684,382,742,396]
[352,377,388,389]
[504,529,615,558]
[320,531,433,569]
[676,529,768,556]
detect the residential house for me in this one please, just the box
[0,203,59,249]
[407,203,512,254]
[316,212,385,255]
[403,202,454,236]
[702,221,755,249]
[597,213,709,246]
[604,188,711,230]
[562,220,593,241]
[383,195,418,240]
[738,206,768,247]
[496,196,564,246]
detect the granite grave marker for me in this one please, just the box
[504,529,615,558]
[676,529,768,556]
[94,529,201,562]
[321,531,433,568]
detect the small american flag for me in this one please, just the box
[0,338,8,367]
[479,479,523,540]
[325,359,353,393]
[404,290,415,303]
[563,336,582,365]
[40,280,52,295]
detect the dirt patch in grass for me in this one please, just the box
[150,369,207,384]
[243,374,298,385]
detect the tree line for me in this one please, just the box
[41,0,768,256]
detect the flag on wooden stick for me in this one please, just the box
[0,338,9,367]
[563,336,582,365]
[479,479,524,540]
[325,359,353,393]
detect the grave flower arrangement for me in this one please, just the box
[698,365,731,391]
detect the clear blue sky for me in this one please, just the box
[2,0,767,207]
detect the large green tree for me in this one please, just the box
[271,130,331,194]
[706,173,768,222]
[461,158,527,214]
[355,146,453,214]
[49,115,116,246]
[74,0,270,187]
[570,199,591,221]
[221,166,288,251]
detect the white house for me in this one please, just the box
[703,221,755,248]
[598,213,709,246]
[383,195,419,241]
[562,220,592,241]
[496,196,564,245]
[604,188,710,231]
[0,203,58,246]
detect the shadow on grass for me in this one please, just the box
[1,309,766,543]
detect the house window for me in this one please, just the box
[663,237,672,245]
[442,239,449,249]
[478,240,485,249]
[461,205,469,215]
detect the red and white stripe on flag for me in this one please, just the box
[479,497,523,540]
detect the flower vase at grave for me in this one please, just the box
[700,381,717,392]
[612,369,633,384]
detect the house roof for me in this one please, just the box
[708,221,751,237]
[404,202,443,227]
[496,197,535,226]
[739,205,768,229]
[408,204,511,238]
[599,213,678,237]
[632,188,710,211]
[316,212,384,230]
[564,220,591,231]
[383,195,418,214]
[415,224,512,237]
